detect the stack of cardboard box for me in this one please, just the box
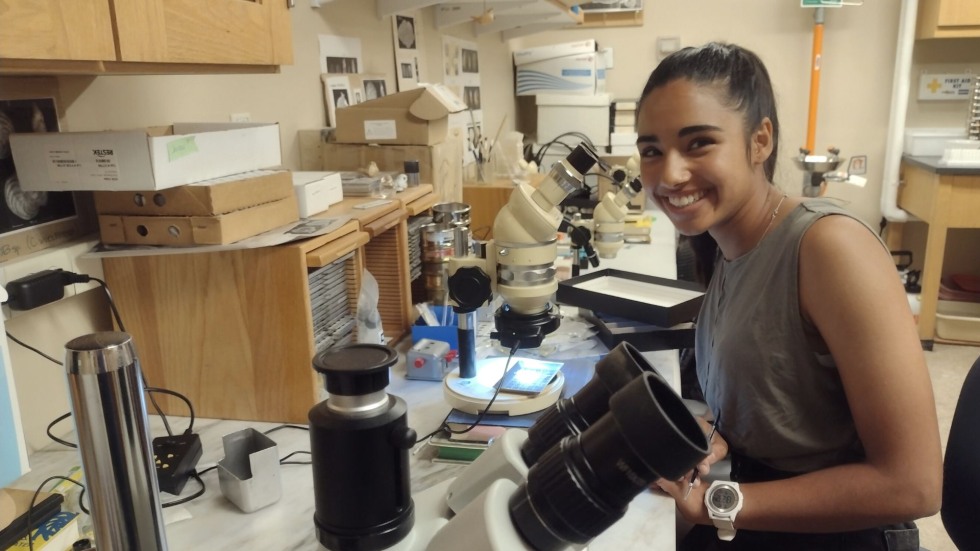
[10,123,298,246]
[315,84,467,202]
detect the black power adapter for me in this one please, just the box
[4,268,92,311]
[153,433,203,495]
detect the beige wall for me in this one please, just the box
[514,1,905,226]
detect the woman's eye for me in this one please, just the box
[639,145,662,158]
[688,137,714,151]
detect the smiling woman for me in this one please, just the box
[635,43,942,551]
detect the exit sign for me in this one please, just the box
[918,73,974,101]
[801,0,843,7]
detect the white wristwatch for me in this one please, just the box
[705,480,743,541]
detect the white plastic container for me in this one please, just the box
[936,300,980,343]
[903,128,966,157]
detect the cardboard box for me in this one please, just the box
[292,171,343,217]
[537,93,611,147]
[318,138,464,202]
[92,170,293,216]
[334,84,467,146]
[10,123,282,192]
[514,40,606,96]
[98,195,299,246]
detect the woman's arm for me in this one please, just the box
[662,214,943,532]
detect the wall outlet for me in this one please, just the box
[230,112,251,122]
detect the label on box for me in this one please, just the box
[46,146,120,186]
[363,120,397,140]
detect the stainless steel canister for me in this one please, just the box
[431,202,471,228]
[65,332,168,551]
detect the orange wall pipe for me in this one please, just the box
[805,11,825,153]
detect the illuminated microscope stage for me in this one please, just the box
[442,356,565,416]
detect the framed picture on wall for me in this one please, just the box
[0,97,79,263]
[392,12,424,91]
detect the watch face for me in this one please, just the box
[709,486,739,513]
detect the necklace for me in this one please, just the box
[760,192,788,244]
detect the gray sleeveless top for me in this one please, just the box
[695,199,880,473]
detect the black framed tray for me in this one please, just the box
[556,269,705,328]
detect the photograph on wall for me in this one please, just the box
[443,36,483,169]
[326,56,359,74]
[464,86,481,110]
[392,12,424,91]
[462,48,479,74]
[318,34,363,75]
[322,75,353,126]
[364,79,388,100]
[0,98,76,237]
[321,74,392,126]
[395,15,417,49]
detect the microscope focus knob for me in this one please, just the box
[448,266,492,313]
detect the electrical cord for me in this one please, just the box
[26,475,89,551]
[428,341,522,441]
[5,331,62,364]
[6,271,198,440]
[160,472,205,508]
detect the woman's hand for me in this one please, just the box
[653,417,729,524]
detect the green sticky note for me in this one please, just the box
[167,136,198,162]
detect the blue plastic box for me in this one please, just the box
[411,306,458,350]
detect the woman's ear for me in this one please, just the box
[751,117,774,164]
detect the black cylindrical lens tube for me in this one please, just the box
[309,344,416,551]
[521,342,663,466]
[509,372,709,551]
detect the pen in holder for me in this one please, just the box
[65,331,168,551]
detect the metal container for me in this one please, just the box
[431,202,471,228]
[421,223,457,303]
[65,331,168,551]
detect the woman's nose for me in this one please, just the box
[662,150,690,188]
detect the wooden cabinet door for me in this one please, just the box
[0,0,116,61]
[918,0,980,38]
[936,0,980,27]
[111,0,293,65]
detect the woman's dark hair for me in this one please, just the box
[638,42,780,286]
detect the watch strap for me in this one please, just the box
[713,520,736,541]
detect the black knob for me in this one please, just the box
[389,426,418,450]
[448,266,492,313]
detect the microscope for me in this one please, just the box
[307,143,707,550]
[445,144,643,390]
[308,341,710,551]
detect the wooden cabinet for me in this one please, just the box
[917,0,980,39]
[101,186,434,423]
[111,0,293,65]
[0,0,116,62]
[0,0,292,74]
[894,159,980,346]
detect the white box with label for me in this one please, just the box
[292,171,344,217]
[537,93,612,147]
[514,40,605,97]
[10,122,282,192]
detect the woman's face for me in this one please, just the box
[636,78,771,237]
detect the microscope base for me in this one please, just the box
[443,367,563,416]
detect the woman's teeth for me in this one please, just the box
[666,191,704,207]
